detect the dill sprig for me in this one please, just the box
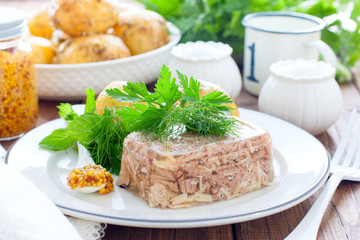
[74,107,128,173]
[106,65,239,141]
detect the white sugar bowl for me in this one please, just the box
[258,59,343,135]
[168,41,242,99]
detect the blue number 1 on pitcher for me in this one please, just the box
[247,43,259,83]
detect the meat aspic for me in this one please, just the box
[116,120,274,209]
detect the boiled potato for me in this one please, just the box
[29,36,55,64]
[113,8,169,55]
[55,34,131,64]
[95,81,141,115]
[198,80,239,117]
[52,0,118,37]
[50,29,71,49]
[27,7,53,39]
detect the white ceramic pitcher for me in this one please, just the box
[242,12,337,96]
[258,59,342,135]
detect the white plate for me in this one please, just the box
[6,107,330,228]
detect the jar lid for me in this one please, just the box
[171,41,233,61]
[270,59,336,81]
[0,7,27,41]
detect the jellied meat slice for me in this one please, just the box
[116,120,274,208]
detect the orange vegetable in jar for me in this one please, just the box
[0,7,39,140]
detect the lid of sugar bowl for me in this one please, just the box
[171,41,233,61]
[270,59,336,82]
[0,7,28,41]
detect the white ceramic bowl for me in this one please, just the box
[36,22,181,100]
[168,41,242,99]
[259,59,342,135]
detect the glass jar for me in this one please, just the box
[0,7,39,140]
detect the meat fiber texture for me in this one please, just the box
[116,120,274,209]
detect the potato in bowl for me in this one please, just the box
[51,0,119,37]
[113,8,170,55]
[54,34,131,64]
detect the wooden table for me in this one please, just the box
[2,1,360,239]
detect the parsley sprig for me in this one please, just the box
[106,65,239,141]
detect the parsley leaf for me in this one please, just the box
[106,84,144,103]
[154,65,182,108]
[201,90,233,105]
[177,70,200,105]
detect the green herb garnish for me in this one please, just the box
[106,65,239,141]
[39,65,240,172]
[39,89,128,174]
